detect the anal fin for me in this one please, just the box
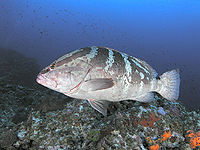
[88,99,109,116]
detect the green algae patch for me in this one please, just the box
[87,129,100,142]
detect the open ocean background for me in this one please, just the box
[0,0,199,110]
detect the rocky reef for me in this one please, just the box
[0,49,199,149]
[0,80,199,149]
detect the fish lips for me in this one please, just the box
[36,74,57,88]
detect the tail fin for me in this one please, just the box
[157,69,180,101]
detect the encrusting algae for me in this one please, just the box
[139,112,160,127]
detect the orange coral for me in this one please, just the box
[140,112,160,127]
[146,130,172,149]
[149,144,160,150]
[186,130,200,148]
[187,130,195,137]
[162,130,172,141]
[190,137,200,148]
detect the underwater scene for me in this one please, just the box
[0,0,199,149]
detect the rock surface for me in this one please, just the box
[0,80,199,149]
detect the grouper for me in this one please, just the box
[36,46,180,116]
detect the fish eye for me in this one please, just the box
[50,63,55,69]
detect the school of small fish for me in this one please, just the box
[36,46,180,116]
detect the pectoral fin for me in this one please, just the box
[88,99,109,116]
[82,78,114,91]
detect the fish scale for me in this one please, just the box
[37,46,180,116]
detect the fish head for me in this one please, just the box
[36,58,91,94]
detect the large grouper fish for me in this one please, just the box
[36,46,180,116]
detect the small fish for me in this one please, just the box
[36,46,180,116]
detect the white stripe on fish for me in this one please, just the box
[139,81,144,92]
[120,52,132,82]
[140,72,145,79]
[86,46,98,61]
[105,48,115,71]
[131,58,150,74]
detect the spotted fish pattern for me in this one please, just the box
[37,46,180,116]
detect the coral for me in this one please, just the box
[149,144,159,150]
[186,130,200,148]
[146,130,176,149]
[162,130,172,141]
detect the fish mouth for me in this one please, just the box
[36,74,57,88]
[36,74,45,84]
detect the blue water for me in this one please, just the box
[0,0,199,110]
